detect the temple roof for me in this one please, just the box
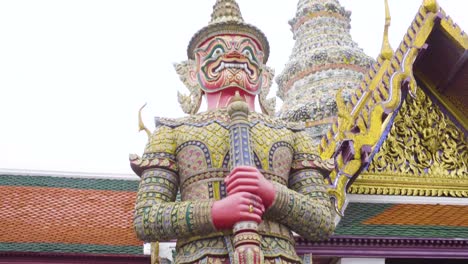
[318,1,467,213]
[0,173,142,255]
[335,203,468,238]
[296,202,468,260]
[348,3,467,198]
[1,172,467,257]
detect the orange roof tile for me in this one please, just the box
[0,185,141,246]
[363,204,468,227]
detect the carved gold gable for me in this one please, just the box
[350,87,468,197]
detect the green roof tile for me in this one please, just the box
[0,242,142,255]
[335,203,468,239]
[0,175,139,191]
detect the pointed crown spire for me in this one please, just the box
[210,0,244,24]
[187,0,270,63]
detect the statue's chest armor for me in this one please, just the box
[174,122,295,200]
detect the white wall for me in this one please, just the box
[338,258,385,264]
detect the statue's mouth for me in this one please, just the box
[203,54,258,79]
[199,56,262,94]
[213,61,254,76]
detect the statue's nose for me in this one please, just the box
[225,51,242,59]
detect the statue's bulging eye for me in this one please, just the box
[242,49,253,60]
[212,48,224,59]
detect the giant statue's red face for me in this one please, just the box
[194,35,265,109]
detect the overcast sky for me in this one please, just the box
[1,0,466,175]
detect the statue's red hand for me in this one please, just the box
[225,166,276,209]
[211,192,264,230]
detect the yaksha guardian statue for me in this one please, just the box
[131,1,335,263]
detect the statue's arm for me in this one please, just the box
[265,131,335,241]
[133,168,215,241]
[132,125,216,241]
[265,169,335,241]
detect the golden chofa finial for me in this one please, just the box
[423,0,439,13]
[380,0,394,60]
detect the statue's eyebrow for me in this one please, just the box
[239,38,260,52]
[196,37,229,54]
[212,37,229,48]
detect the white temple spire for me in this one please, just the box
[276,0,374,143]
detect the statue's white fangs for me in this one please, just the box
[214,62,253,75]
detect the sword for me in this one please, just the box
[227,92,264,264]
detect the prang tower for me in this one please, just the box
[276,0,374,144]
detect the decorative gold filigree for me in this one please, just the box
[365,87,467,178]
[349,173,468,197]
[352,84,468,197]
